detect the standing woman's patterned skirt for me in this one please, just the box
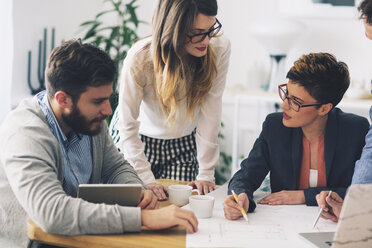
[109,110,198,182]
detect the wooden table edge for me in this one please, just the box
[27,179,191,248]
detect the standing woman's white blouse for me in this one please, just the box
[115,35,231,185]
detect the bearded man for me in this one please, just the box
[0,39,197,248]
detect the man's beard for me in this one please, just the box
[62,105,107,136]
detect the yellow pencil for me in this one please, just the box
[231,190,249,222]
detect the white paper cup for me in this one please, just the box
[168,185,199,207]
[189,195,215,218]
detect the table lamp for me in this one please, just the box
[248,18,305,92]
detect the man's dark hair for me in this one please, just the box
[286,53,350,108]
[358,0,372,24]
[45,39,116,103]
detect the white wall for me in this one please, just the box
[4,0,372,154]
[137,0,279,89]
[0,0,13,124]
[9,0,372,106]
[282,7,372,91]
[10,0,105,108]
[7,0,157,113]
[218,0,277,89]
[136,0,157,37]
[139,0,372,93]
[218,1,372,160]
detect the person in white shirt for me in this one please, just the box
[109,0,231,200]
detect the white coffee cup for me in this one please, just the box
[189,195,215,218]
[168,185,199,207]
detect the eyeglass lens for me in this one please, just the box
[279,85,300,112]
[190,22,221,43]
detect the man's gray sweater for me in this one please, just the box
[0,96,145,247]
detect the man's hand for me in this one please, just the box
[141,205,198,233]
[258,190,305,205]
[316,191,343,222]
[188,180,216,195]
[146,183,168,201]
[138,190,158,209]
[223,192,249,220]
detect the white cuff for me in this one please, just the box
[138,170,156,185]
[196,170,215,183]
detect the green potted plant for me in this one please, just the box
[79,0,145,123]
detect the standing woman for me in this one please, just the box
[109,0,231,200]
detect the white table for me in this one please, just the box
[186,184,337,248]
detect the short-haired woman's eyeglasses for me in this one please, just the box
[278,83,322,112]
[187,19,222,44]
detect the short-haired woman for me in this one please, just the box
[223,53,369,220]
[110,0,231,200]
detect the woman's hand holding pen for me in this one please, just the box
[316,191,344,222]
[258,190,305,205]
[223,192,249,220]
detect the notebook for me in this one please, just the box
[299,184,372,248]
[77,183,142,207]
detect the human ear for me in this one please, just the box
[319,103,333,116]
[54,91,73,110]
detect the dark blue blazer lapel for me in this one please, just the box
[324,109,338,181]
[291,127,303,188]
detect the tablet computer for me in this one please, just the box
[298,184,372,248]
[298,232,334,248]
[77,184,142,207]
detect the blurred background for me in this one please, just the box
[1,0,371,183]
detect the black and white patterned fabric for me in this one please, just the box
[109,110,198,182]
[109,109,121,146]
[140,132,198,182]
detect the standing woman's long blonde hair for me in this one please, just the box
[152,0,218,125]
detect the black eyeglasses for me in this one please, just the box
[187,19,222,44]
[278,84,322,112]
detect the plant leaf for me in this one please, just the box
[83,22,101,40]
[77,0,145,127]
[112,0,121,13]
[80,20,98,27]
[126,4,139,27]
[95,9,115,19]
[95,26,119,32]
[92,35,105,47]
[105,26,120,52]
